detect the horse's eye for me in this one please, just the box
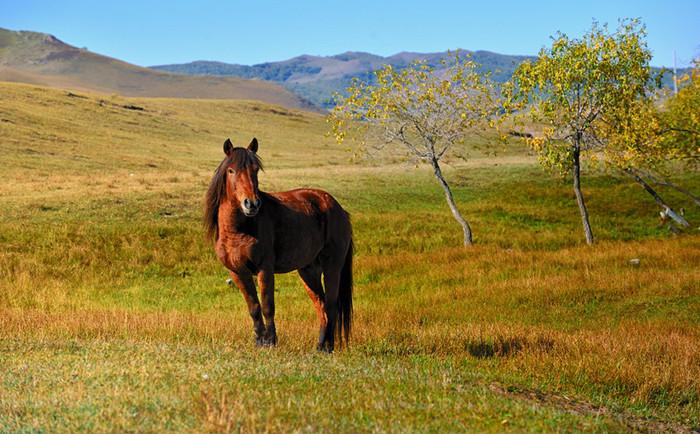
[227,168,235,175]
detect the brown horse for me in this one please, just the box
[204,137,353,352]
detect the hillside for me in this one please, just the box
[153,50,685,109]
[0,81,338,179]
[152,50,534,108]
[0,28,314,110]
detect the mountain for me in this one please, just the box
[0,28,314,110]
[152,50,534,109]
[153,50,685,110]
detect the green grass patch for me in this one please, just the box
[2,82,699,431]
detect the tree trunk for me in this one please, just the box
[642,170,700,208]
[624,169,690,227]
[431,157,473,246]
[572,145,594,245]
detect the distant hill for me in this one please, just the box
[0,28,315,111]
[153,50,685,109]
[152,50,534,109]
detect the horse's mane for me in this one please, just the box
[204,148,263,240]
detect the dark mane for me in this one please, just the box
[204,148,263,240]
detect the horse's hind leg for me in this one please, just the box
[319,265,342,353]
[298,264,327,351]
[319,240,351,353]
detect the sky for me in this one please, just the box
[1,0,699,68]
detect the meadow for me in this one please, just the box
[1,82,699,432]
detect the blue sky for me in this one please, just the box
[2,0,698,67]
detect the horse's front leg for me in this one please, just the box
[258,268,277,346]
[230,271,265,345]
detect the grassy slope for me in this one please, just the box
[1,82,699,432]
[0,28,313,110]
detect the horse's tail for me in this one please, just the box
[336,237,353,346]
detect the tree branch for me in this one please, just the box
[623,168,690,227]
[636,169,700,208]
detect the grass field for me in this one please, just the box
[1,82,700,432]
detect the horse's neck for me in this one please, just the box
[217,197,262,237]
[218,200,245,233]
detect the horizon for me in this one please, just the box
[1,0,699,69]
[147,48,531,68]
[0,26,532,67]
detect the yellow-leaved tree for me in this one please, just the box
[329,55,500,246]
[505,19,660,244]
[661,59,700,165]
[649,60,700,214]
[579,57,700,231]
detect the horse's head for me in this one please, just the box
[222,137,263,217]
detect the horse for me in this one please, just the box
[204,137,353,352]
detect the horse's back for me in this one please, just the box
[266,188,351,270]
[269,188,344,213]
[269,188,349,228]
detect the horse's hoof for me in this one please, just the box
[256,336,277,347]
[317,343,334,353]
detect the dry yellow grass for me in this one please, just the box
[2,238,699,415]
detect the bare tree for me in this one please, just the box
[330,56,500,246]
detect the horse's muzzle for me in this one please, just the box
[242,198,261,217]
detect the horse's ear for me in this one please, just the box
[248,137,258,153]
[223,138,233,156]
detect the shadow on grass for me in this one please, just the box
[359,332,555,358]
[465,335,554,359]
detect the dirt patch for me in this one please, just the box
[489,383,698,433]
[42,49,82,63]
[66,91,87,99]
[250,105,303,118]
[122,104,145,111]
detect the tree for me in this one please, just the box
[505,19,658,244]
[329,55,500,246]
[658,59,700,166]
[600,58,700,229]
